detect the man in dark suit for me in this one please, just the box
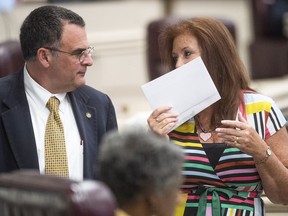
[0,5,118,180]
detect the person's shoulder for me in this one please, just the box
[0,72,21,97]
[243,90,274,104]
[0,75,13,88]
[0,72,20,84]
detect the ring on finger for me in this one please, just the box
[234,136,239,144]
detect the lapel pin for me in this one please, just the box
[86,112,92,119]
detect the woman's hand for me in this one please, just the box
[147,106,179,137]
[215,112,268,160]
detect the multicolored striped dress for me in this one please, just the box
[169,91,286,216]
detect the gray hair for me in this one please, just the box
[97,127,183,206]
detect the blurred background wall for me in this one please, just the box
[1,0,288,130]
[1,1,288,214]
[0,0,253,124]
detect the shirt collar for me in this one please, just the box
[24,66,66,111]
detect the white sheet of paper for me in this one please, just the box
[141,56,221,132]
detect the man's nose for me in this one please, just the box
[82,54,93,66]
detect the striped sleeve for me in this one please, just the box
[266,100,286,138]
[244,92,287,139]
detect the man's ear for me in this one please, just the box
[37,48,50,68]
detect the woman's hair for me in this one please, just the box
[20,5,85,61]
[97,128,184,206]
[159,17,251,125]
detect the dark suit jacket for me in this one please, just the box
[0,69,118,179]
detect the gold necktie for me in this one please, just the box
[45,96,69,177]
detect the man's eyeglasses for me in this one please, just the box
[44,46,94,63]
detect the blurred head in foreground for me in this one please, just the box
[97,128,184,216]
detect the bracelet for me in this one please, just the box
[255,146,272,165]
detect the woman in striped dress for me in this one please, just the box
[147,17,288,216]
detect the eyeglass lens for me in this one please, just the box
[79,47,94,62]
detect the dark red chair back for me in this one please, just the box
[0,170,117,216]
[0,40,25,78]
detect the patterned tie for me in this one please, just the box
[45,96,69,177]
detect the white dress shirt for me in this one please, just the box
[24,67,83,181]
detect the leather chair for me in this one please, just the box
[0,40,25,78]
[249,0,288,79]
[0,170,117,216]
[146,16,237,81]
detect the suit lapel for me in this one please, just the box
[1,71,39,169]
[68,92,98,179]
